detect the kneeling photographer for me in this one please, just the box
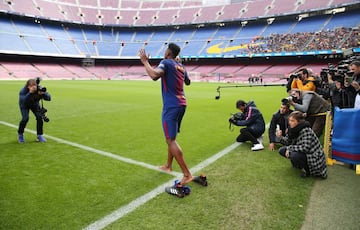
[229,100,265,151]
[18,78,51,143]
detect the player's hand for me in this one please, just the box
[138,48,149,64]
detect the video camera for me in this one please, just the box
[36,77,47,93]
[35,77,50,122]
[229,112,245,122]
[320,56,359,84]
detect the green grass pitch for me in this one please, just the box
[1,80,316,229]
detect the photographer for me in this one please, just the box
[229,100,265,151]
[288,89,330,138]
[18,78,51,143]
[290,68,317,92]
[348,60,360,107]
[327,72,353,112]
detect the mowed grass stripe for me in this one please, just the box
[0,120,181,177]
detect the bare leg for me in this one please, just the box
[159,151,173,172]
[166,138,193,185]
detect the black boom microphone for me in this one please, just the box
[215,83,286,100]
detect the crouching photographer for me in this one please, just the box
[229,100,265,151]
[17,78,51,143]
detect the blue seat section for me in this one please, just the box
[324,11,360,29]
[9,19,60,54]
[97,42,120,56]
[143,41,166,58]
[1,10,359,57]
[43,24,68,39]
[101,29,118,42]
[42,24,81,55]
[67,27,85,40]
[0,17,17,33]
[14,20,44,36]
[118,30,134,42]
[133,31,152,43]
[65,27,95,55]
[213,26,239,40]
[145,30,172,56]
[262,19,294,36]
[54,39,80,55]
[181,40,206,56]
[84,30,100,41]
[25,36,60,54]
[171,29,195,43]
[291,14,330,33]
[237,23,265,42]
[0,33,29,52]
[120,42,143,57]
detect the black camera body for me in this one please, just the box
[229,112,245,123]
[35,77,50,122]
[36,77,47,92]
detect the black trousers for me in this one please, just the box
[279,146,309,174]
[236,127,260,144]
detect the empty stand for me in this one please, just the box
[217,3,245,22]
[1,62,42,79]
[261,64,301,77]
[34,63,74,79]
[240,0,271,19]
[173,7,199,25]
[297,0,331,11]
[155,8,178,25]
[37,0,66,21]
[134,10,157,26]
[266,0,298,16]
[192,5,222,23]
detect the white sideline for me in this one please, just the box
[84,142,241,230]
[0,120,241,229]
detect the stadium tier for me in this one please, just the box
[0,0,359,81]
[0,0,358,26]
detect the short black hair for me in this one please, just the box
[298,68,308,75]
[281,98,290,108]
[236,100,246,108]
[168,43,180,57]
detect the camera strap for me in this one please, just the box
[229,122,235,131]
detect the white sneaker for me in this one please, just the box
[251,143,264,151]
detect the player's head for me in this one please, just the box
[165,43,180,59]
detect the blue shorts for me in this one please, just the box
[162,106,186,139]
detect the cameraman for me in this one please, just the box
[229,100,265,151]
[290,68,317,92]
[18,78,51,143]
[348,60,360,107]
[327,73,353,111]
[288,89,330,138]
